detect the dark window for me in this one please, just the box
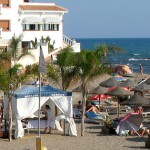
[22,41,30,49]
[23,24,40,31]
[43,24,59,31]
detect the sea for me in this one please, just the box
[75,38,150,74]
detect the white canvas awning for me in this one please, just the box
[22,17,43,24]
[43,17,61,24]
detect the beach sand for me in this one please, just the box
[0,118,150,150]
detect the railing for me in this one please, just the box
[63,35,75,47]
[0,4,2,13]
[0,28,2,37]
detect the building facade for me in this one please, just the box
[0,0,80,67]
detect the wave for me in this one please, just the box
[133,54,140,55]
[129,58,150,61]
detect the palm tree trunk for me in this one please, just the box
[8,95,12,141]
[81,84,86,136]
[81,94,86,136]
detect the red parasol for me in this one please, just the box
[91,94,112,100]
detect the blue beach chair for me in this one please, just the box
[85,111,104,124]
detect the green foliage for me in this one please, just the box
[25,64,39,77]
[31,37,38,49]
[9,34,22,60]
[104,115,113,126]
[0,68,9,91]
[46,64,60,86]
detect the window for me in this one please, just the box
[24,0,29,2]
[43,24,59,31]
[0,46,7,53]
[0,20,10,31]
[22,41,30,49]
[1,0,10,7]
[23,24,40,31]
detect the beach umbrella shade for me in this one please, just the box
[107,86,133,97]
[89,85,109,110]
[100,77,120,88]
[114,75,126,82]
[106,86,133,118]
[144,78,150,85]
[131,82,150,92]
[116,113,143,136]
[91,94,112,100]
[108,86,131,92]
[119,79,137,88]
[121,93,150,105]
[122,65,133,74]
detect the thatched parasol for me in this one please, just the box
[100,77,120,88]
[106,86,133,118]
[119,79,137,88]
[121,93,150,105]
[131,82,150,92]
[89,85,109,110]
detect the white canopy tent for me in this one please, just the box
[4,85,77,138]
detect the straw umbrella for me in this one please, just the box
[121,93,150,106]
[119,79,137,88]
[132,82,150,92]
[100,77,120,88]
[89,85,109,111]
[106,86,133,118]
[131,82,150,96]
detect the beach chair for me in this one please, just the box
[85,111,104,124]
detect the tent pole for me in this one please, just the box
[38,72,41,137]
[99,95,100,112]
[117,99,120,119]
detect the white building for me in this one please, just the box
[0,0,80,67]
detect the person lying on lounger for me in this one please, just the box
[86,102,99,114]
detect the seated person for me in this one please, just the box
[86,102,99,114]
[41,79,49,86]
[138,123,150,136]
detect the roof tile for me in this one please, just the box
[19,5,68,12]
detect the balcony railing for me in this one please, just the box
[0,4,2,13]
[0,28,2,37]
[63,35,74,46]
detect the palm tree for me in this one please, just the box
[56,46,77,90]
[0,64,27,141]
[8,34,23,65]
[74,50,109,136]
[8,35,35,65]
[73,45,124,136]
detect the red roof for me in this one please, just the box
[19,5,68,12]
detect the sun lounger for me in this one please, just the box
[85,111,104,124]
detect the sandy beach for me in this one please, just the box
[0,117,150,150]
[1,73,150,150]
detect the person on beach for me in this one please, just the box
[35,78,39,87]
[86,102,99,114]
[41,79,48,86]
[139,64,144,75]
[44,105,53,134]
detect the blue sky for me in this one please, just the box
[35,0,150,38]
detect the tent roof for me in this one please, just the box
[13,85,72,98]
